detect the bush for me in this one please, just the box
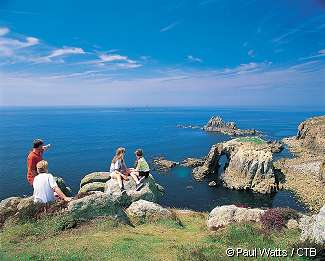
[52,214,78,232]
[276,207,300,221]
[260,209,285,231]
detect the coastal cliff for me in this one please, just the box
[275,116,325,212]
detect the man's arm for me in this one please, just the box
[48,174,71,202]
[53,186,72,202]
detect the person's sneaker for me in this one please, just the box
[120,188,126,194]
[138,176,146,183]
[135,183,144,191]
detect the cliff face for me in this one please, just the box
[297,116,325,155]
[284,116,325,156]
[276,115,325,212]
[223,144,276,194]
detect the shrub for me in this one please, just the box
[260,209,285,231]
[276,207,300,221]
[52,214,78,232]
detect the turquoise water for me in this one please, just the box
[1,106,324,211]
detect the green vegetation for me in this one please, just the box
[0,211,310,261]
[236,136,266,145]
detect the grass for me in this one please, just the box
[0,210,314,261]
[236,136,266,145]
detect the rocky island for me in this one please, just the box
[177,115,258,136]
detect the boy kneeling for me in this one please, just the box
[33,160,72,203]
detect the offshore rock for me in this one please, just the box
[181,158,205,168]
[152,157,178,171]
[203,116,257,136]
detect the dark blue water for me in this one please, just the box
[1,106,324,212]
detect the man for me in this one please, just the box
[27,139,51,185]
[33,160,71,203]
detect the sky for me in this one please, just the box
[0,0,324,107]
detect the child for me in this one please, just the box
[109,147,129,194]
[130,149,150,191]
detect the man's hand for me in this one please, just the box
[42,144,51,151]
[64,197,72,202]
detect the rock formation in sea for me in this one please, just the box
[180,157,205,168]
[177,115,259,136]
[152,156,178,171]
[275,115,325,212]
[203,116,257,136]
[193,137,281,194]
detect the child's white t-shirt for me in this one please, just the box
[33,173,58,203]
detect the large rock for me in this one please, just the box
[153,157,178,171]
[299,204,325,245]
[181,158,205,168]
[207,205,265,230]
[16,196,34,211]
[0,197,22,225]
[193,137,279,193]
[80,172,111,188]
[313,204,325,244]
[67,192,129,223]
[296,116,325,155]
[104,174,164,207]
[79,182,106,194]
[192,144,223,181]
[126,199,173,223]
[222,144,276,194]
[203,116,257,136]
[284,116,325,156]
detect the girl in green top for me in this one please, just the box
[130,149,150,190]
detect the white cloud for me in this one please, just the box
[300,49,325,60]
[160,21,180,32]
[223,62,270,75]
[99,54,128,62]
[248,49,255,57]
[0,27,10,36]
[187,55,202,63]
[48,47,85,58]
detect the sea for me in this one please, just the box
[1,106,324,212]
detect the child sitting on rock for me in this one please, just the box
[33,160,72,203]
[130,149,150,190]
[109,147,145,193]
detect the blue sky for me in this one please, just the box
[0,0,324,106]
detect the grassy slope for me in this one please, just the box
[0,211,308,261]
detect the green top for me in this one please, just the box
[137,157,150,172]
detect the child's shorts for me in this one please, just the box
[139,171,150,178]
